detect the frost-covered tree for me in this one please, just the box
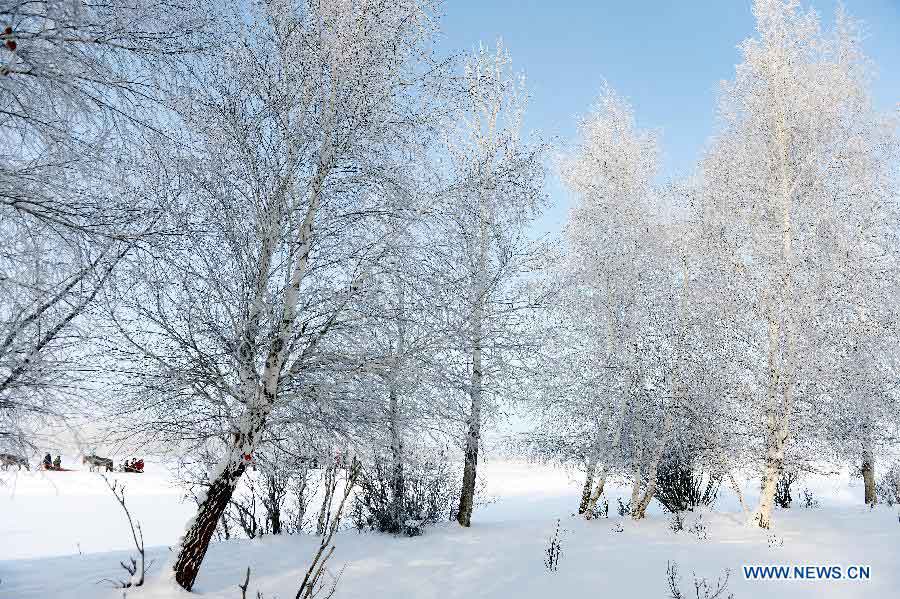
[346,230,465,533]
[104,0,442,589]
[436,41,548,527]
[533,86,682,520]
[528,86,743,522]
[697,0,900,527]
[0,0,207,451]
[557,87,666,519]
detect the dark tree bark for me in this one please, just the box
[456,312,483,529]
[578,461,597,515]
[173,459,246,591]
[269,504,282,535]
[862,450,876,506]
[456,414,479,527]
[456,444,477,526]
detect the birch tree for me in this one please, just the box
[698,0,900,527]
[553,86,679,520]
[437,41,547,527]
[106,0,442,589]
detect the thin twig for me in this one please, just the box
[99,475,146,588]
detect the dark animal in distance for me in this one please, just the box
[0,453,29,471]
[83,455,114,472]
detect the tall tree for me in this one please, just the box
[698,0,900,527]
[106,0,442,589]
[554,86,682,520]
[438,41,547,527]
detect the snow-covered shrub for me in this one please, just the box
[669,511,685,533]
[617,497,632,517]
[352,449,458,536]
[875,462,900,506]
[228,476,265,539]
[544,519,562,572]
[227,452,309,539]
[665,561,734,599]
[799,488,819,509]
[688,514,708,541]
[774,471,798,508]
[587,498,609,519]
[101,477,147,589]
[655,450,720,513]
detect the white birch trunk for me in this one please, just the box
[750,98,797,529]
[631,411,673,520]
[457,192,489,528]
[173,139,333,590]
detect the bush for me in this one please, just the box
[875,462,900,506]
[655,450,720,513]
[544,519,562,572]
[352,449,458,536]
[799,488,819,509]
[774,471,798,508]
[688,514,708,541]
[666,561,734,599]
[588,498,609,519]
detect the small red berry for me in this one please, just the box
[5,40,15,51]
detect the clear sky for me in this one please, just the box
[436,1,900,235]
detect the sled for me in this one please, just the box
[121,460,145,473]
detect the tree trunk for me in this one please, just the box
[728,471,750,517]
[584,467,607,519]
[456,369,481,527]
[631,456,661,520]
[862,450,876,506]
[578,460,597,515]
[268,493,282,535]
[388,282,406,532]
[389,383,405,531]
[751,413,788,528]
[317,464,336,535]
[751,309,792,529]
[293,464,309,533]
[458,192,488,529]
[750,99,796,530]
[173,459,247,591]
[631,482,658,520]
[630,461,642,511]
[631,412,672,521]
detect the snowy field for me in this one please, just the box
[1,460,897,599]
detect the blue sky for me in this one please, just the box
[436,1,900,234]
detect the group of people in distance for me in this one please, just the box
[122,457,144,473]
[41,453,62,470]
[39,453,144,473]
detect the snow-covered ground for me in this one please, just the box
[1,460,897,598]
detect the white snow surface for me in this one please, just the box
[1,460,898,598]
